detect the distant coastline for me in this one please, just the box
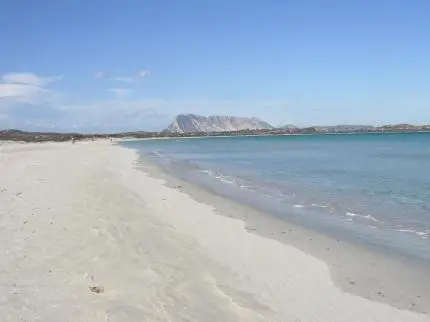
[1,124,430,142]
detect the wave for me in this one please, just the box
[150,150,165,158]
[393,228,429,239]
[311,203,329,208]
[345,211,381,223]
[199,169,397,230]
[145,150,430,243]
[293,204,305,208]
[345,211,358,217]
[200,169,245,187]
[363,214,381,222]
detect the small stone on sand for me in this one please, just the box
[89,286,104,294]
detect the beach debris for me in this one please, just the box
[377,291,385,297]
[89,286,104,294]
[0,188,6,192]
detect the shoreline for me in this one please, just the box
[116,130,430,143]
[1,141,429,321]
[126,144,430,314]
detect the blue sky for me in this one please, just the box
[0,0,429,132]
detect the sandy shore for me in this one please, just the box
[0,141,429,321]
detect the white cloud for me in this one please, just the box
[0,72,62,106]
[51,98,285,132]
[44,99,167,132]
[0,96,289,133]
[0,70,285,132]
[2,72,62,87]
[0,83,47,103]
[95,69,150,83]
[108,88,131,97]
[136,69,150,78]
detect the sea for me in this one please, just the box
[122,133,430,263]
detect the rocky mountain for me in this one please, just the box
[278,124,298,130]
[165,114,274,133]
[312,125,375,133]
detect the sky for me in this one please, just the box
[0,0,429,132]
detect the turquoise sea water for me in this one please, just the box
[123,133,430,262]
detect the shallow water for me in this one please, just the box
[122,133,430,262]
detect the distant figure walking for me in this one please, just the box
[71,137,76,144]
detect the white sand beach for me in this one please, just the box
[0,141,429,322]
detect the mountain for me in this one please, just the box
[312,125,375,132]
[278,124,298,130]
[165,114,274,133]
